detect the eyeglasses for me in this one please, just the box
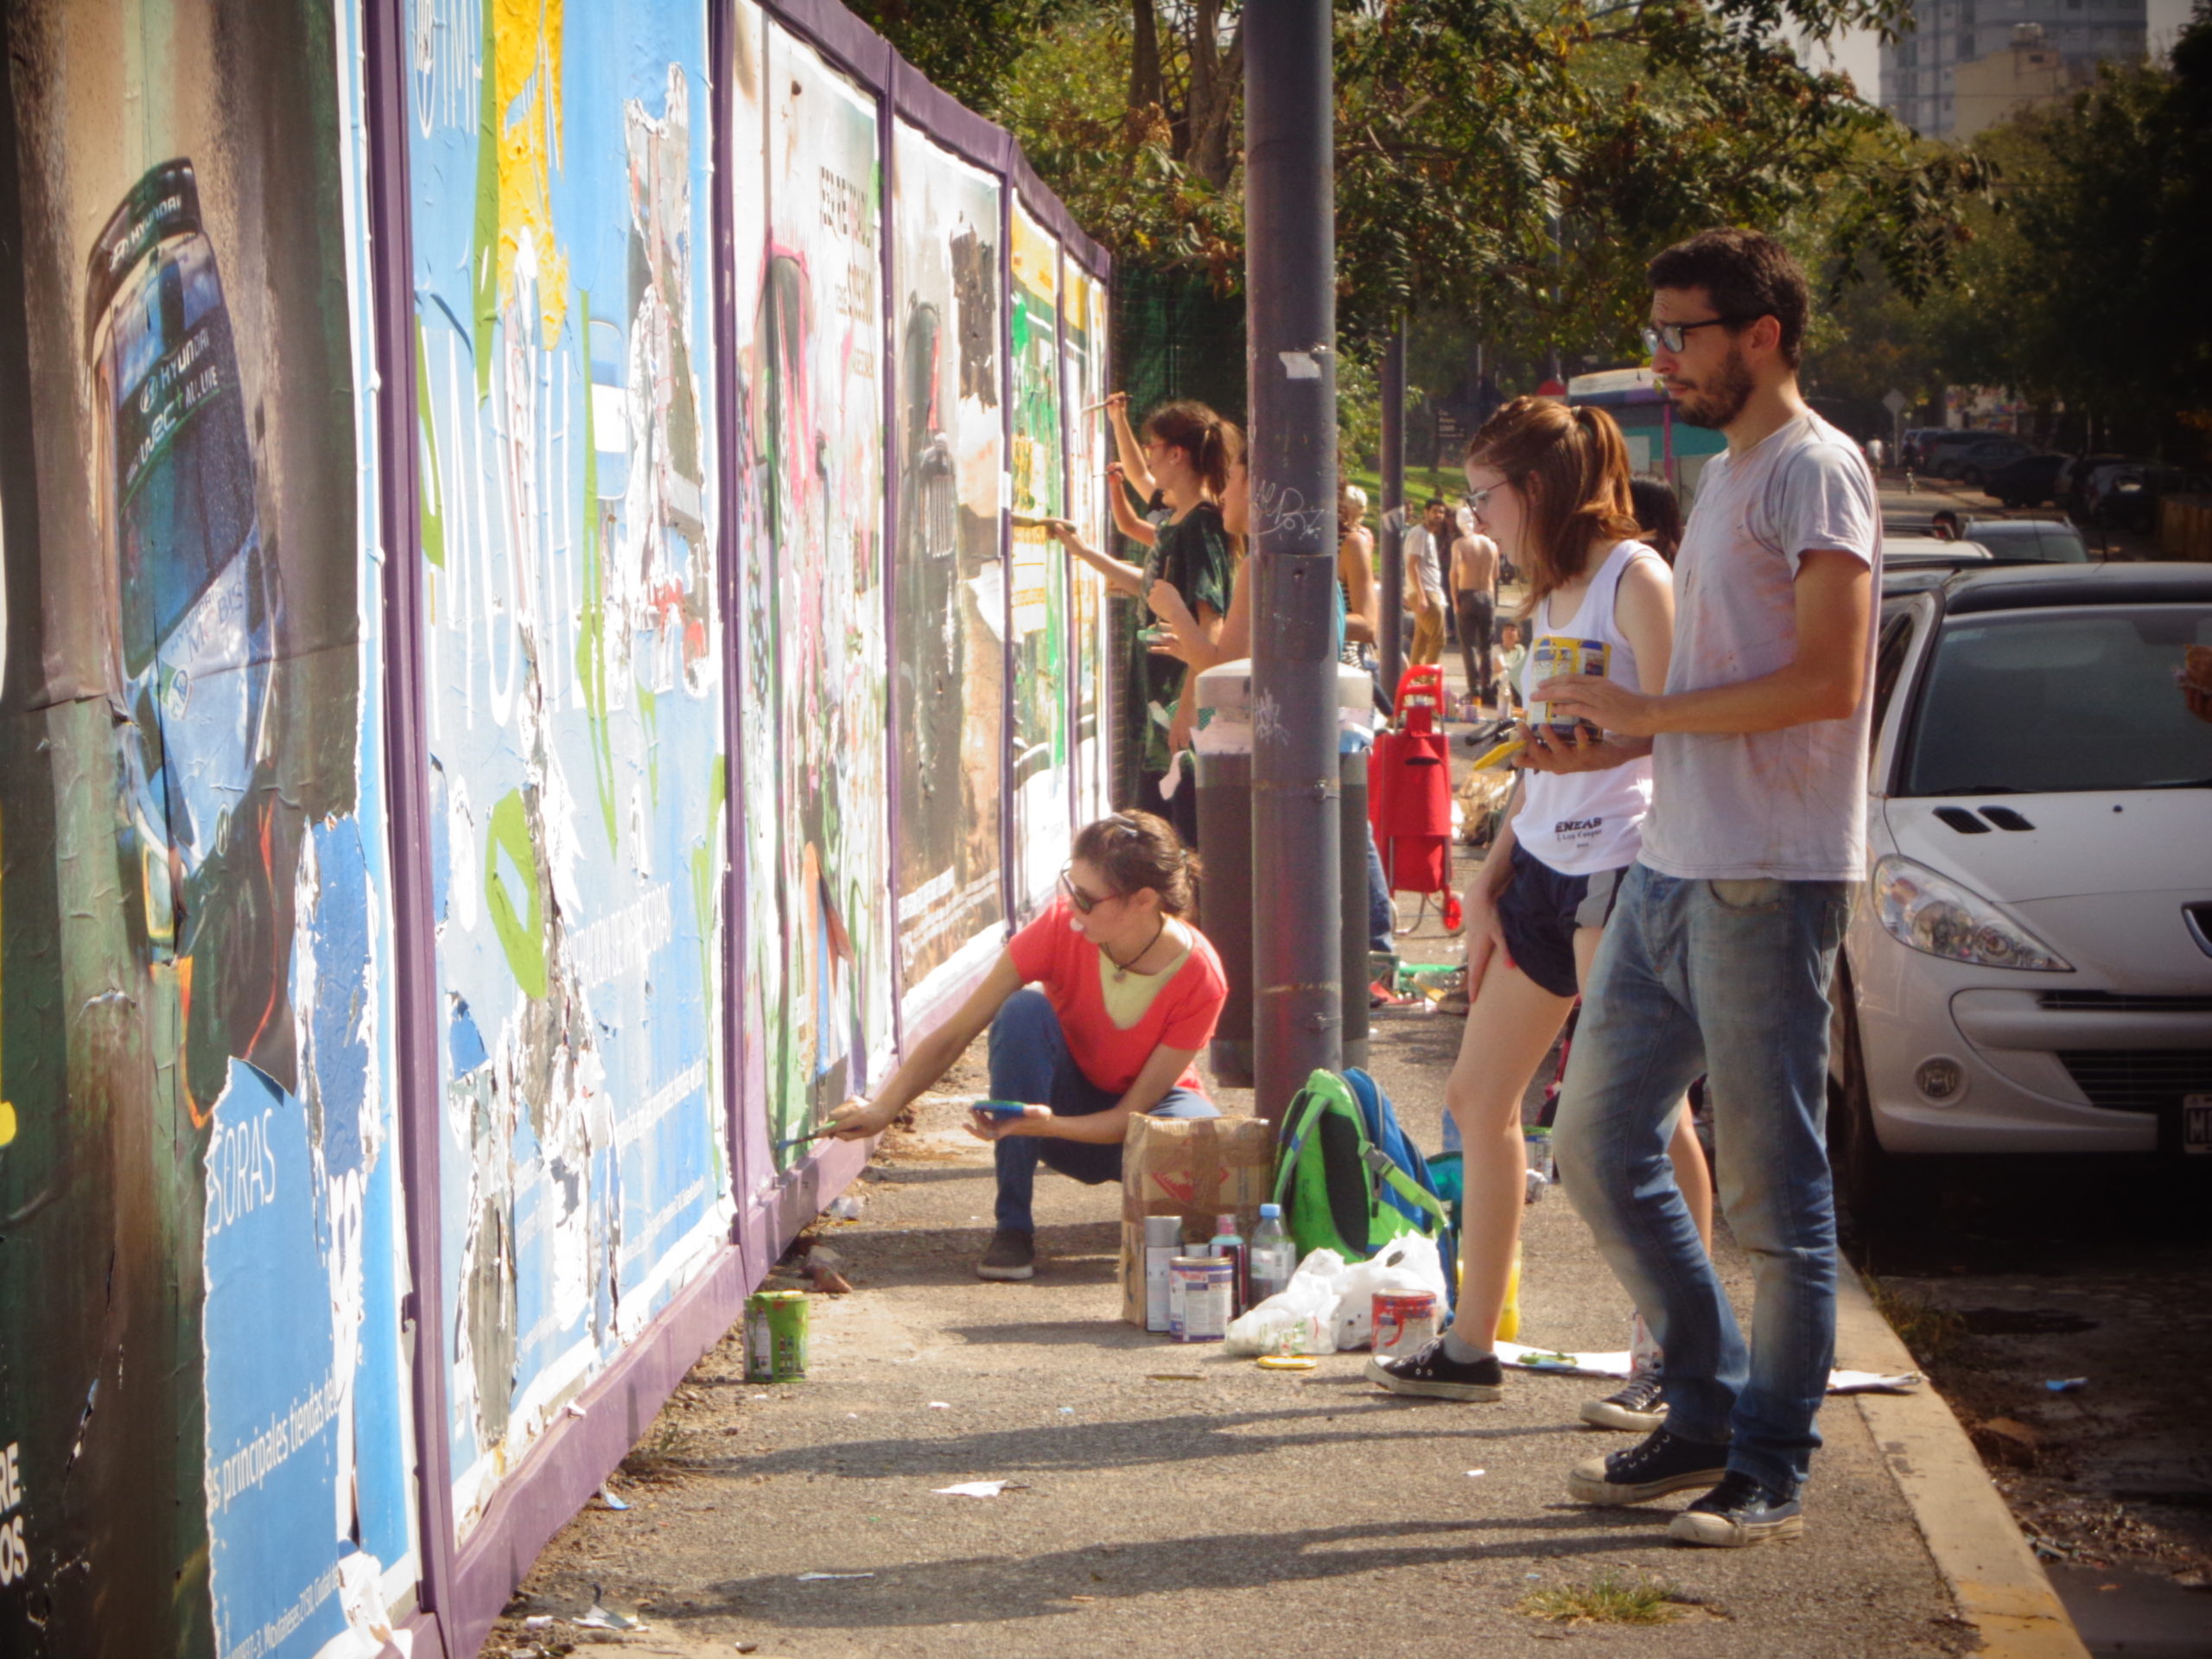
[1641,316,1745,356]
[1466,486,1500,516]
[1058,867,1120,914]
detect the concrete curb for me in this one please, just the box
[1835,1268,2093,1659]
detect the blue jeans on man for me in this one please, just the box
[988,988,1217,1233]
[1552,866,1853,1498]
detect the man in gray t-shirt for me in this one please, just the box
[1524,228,1879,1548]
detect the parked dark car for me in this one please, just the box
[1960,517,2089,563]
[1986,452,2069,510]
[2058,453,2140,516]
[2092,465,2212,536]
[1947,436,2038,488]
[1923,431,2025,481]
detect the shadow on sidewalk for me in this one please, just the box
[698,1509,1664,1631]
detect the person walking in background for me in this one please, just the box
[1367,395,1713,1408]
[1403,498,1450,667]
[1534,227,1880,1548]
[831,813,1225,1283]
[1047,401,1234,849]
[1451,505,1501,714]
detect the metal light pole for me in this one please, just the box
[1379,321,1406,699]
[1246,0,1341,1121]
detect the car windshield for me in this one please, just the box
[1904,606,2212,794]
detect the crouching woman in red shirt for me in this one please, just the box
[830,811,1227,1281]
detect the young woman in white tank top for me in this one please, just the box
[1368,397,1715,1425]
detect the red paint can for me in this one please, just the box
[1372,1290,1440,1358]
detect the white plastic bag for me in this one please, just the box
[1224,1248,1347,1357]
[1332,1233,1449,1351]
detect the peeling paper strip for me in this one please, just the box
[1279,351,1321,380]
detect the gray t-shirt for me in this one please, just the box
[1638,411,1881,883]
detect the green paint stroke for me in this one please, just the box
[415,316,447,569]
[485,790,549,1000]
[470,0,498,402]
[689,754,728,1177]
[575,291,619,852]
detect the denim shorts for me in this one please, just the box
[1495,843,1626,997]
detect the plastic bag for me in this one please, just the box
[1224,1249,1347,1357]
[1332,1233,1449,1351]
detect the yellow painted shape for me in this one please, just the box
[0,1102,14,1147]
[494,0,569,346]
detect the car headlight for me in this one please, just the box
[1872,855,2072,971]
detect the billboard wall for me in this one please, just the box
[0,2,416,1653]
[0,0,1107,1649]
[1007,202,1071,915]
[890,121,1009,1020]
[403,0,732,1536]
[1061,262,1115,831]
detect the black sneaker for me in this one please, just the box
[1567,1427,1729,1505]
[1364,1337,1503,1401]
[1668,1471,1805,1547]
[976,1229,1035,1281]
[1580,1370,1666,1433]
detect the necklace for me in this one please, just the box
[1106,916,1170,982]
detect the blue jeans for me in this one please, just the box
[1551,865,1854,1497]
[988,988,1217,1232]
[1366,826,1395,955]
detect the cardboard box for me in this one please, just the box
[1116,1114,1276,1326]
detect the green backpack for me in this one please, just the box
[1272,1069,1454,1292]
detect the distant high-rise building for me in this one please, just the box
[1880,0,2148,137]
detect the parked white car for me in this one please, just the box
[1829,563,2212,1211]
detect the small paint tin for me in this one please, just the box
[1530,634,1610,734]
[744,1289,810,1382]
[1372,1290,1440,1359]
[1167,1255,1233,1343]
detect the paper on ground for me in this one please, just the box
[1497,1340,1920,1393]
[932,1479,1017,1497]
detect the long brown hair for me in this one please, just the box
[1465,396,1641,615]
[1142,400,1233,499]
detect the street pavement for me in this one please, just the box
[484,858,1977,1658]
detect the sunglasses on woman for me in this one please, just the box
[1058,868,1120,914]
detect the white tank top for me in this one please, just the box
[1515,540,1665,877]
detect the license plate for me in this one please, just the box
[2188,1095,2212,1155]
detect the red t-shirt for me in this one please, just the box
[1007,899,1227,1096]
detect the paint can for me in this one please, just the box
[1143,1215,1184,1332]
[744,1289,810,1382]
[1372,1290,1439,1359]
[1167,1255,1233,1342]
[1529,635,1609,734]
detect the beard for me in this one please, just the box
[1671,344,1755,429]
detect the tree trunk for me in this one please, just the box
[1187,9,1243,189]
[1131,0,1163,118]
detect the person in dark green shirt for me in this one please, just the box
[1049,400,1235,848]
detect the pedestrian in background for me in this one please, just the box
[1535,226,1880,1548]
[1628,478,1684,567]
[1451,505,1501,714]
[1403,498,1450,667]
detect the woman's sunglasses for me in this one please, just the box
[1058,867,1120,914]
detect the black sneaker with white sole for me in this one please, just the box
[1567,1427,1730,1505]
[976,1228,1035,1281]
[1580,1370,1666,1433]
[1364,1337,1503,1401]
[1668,1471,1804,1547]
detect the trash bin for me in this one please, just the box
[1194,662,1376,1089]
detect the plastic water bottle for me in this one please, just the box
[1249,1204,1296,1306]
[1524,1126,1554,1204]
[1209,1213,1249,1317]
